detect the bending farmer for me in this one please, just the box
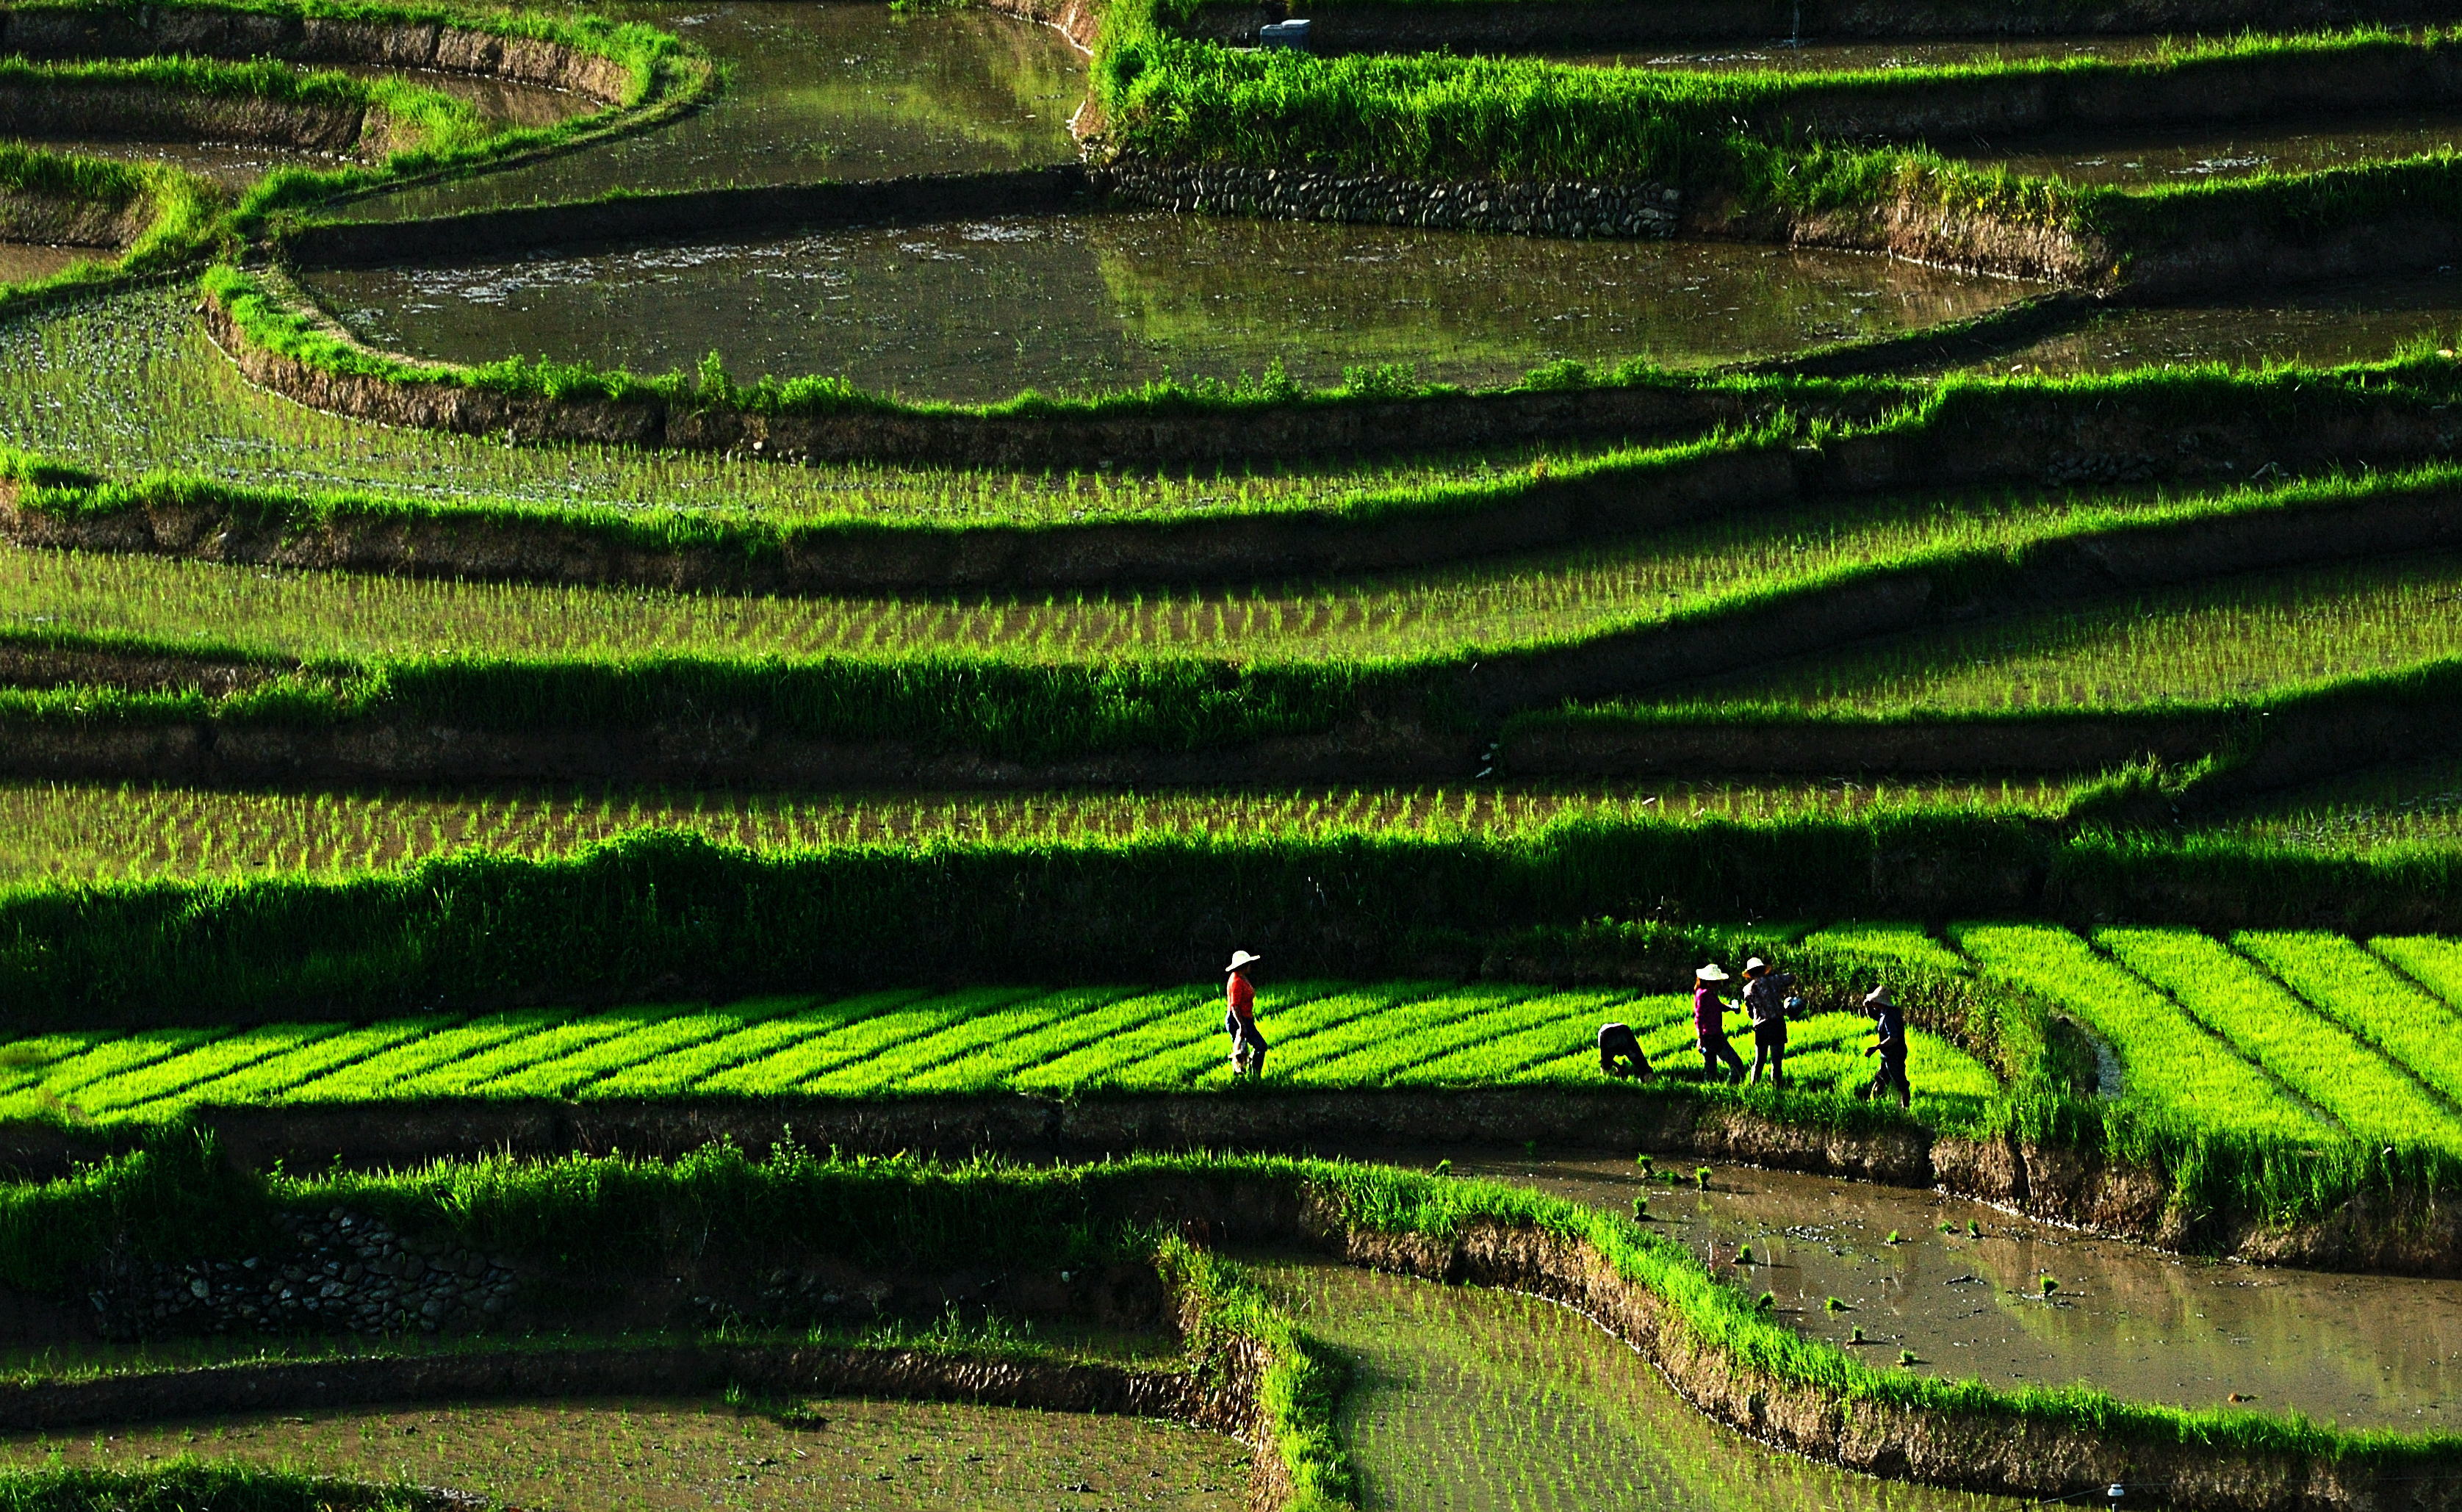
[1860,985,1911,1108]
[1225,949,1268,1079]
[1693,964,1749,1084]
[1741,956,1796,1088]
[1597,1020,1652,1079]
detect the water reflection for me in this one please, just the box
[358,0,1087,219]
[1428,1153,2462,1428]
[0,242,100,284]
[1965,271,2462,374]
[1535,35,2175,72]
[1952,112,2462,186]
[304,212,2038,399]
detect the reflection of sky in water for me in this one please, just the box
[357,0,1087,219]
[1429,1153,2462,1428]
[309,213,2039,400]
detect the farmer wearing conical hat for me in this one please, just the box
[1860,985,1911,1109]
[1693,964,1749,1084]
[1225,950,1268,1080]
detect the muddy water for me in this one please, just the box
[1533,35,2175,71]
[303,213,2038,398]
[0,242,98,284]
[1249,1256,2017,1512]
[359,0,1087,221]
[1951,112,2462,186]
[1968,270,2462,374]
[1418,1153,2462,1429]
[0,1394,1249,1512]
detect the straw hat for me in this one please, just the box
[1865,985,1894,1007]
[1743,957,1767,973]
[1225,950,1263,973]
[1696,963,1730,982]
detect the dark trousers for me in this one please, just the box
[1699,1032,1748,1083]
[1750,1034,1786,1087]
[1599,1026,1650,1079]
[1864,1056,1910,1107]
[1228,1014,1268,1076]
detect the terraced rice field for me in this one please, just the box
[0,778,2078,883]
[0,982,1995,1123]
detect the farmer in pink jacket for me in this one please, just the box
[1693,963,1749,1084]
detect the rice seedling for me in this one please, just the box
[1648,551,2462,713]
[0,1396,1250,1512]
[2098,929,2462,1153]
[2232,932,2462,1110]
[0,779,2078,885]
[1796,923,1968,974]
[1951,924,2322,1140]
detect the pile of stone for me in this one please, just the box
[90,1207,519,1340]
[1095,155,1682,239]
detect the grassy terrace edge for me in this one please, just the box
[1,1141,2454,1510]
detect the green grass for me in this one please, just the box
[0,982,2004,1123]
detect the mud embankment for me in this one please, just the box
[0,7,635,105]
[0,81,373,154]
[0,187,146,248]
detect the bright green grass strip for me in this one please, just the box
[1099,982,1405,1091]
[476,1002,799,1098]
[586,992,925,1098]
[1953,924,2322,1140]
[1799,922,1968,974]
[2105,929,2462,1152]
[1289,986,1561,1086]
[1004,986,1219,1092]
[809,988,1133,1095]
[699,987,1040,1095]
[0,1034,118,1101]
[2369,935,2462,1014]
[1237,987,1482,1081]
[68,1024,352,1117]
[2234,932,2462,1110]
[1383,989,1629,1085]
[282,1011,553,1101]
[118,1018,438,1120]
[897,988,1189,1093]
[6,1030,234,1119]
[400,1015,643,1097]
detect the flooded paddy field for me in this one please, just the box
[0,1395,1249,1512]
[1948,111,2462,187]
[359,0,1087,220]
[0,242,98,284]
[1960,270,2462,374]
[1251,1256,2017,1512]
[9,137,342,190]
[303,215,2037,399]
[1419,1154,2462,1430]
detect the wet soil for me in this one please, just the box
[0,1394,1250,1512]
[301,213,2034,398]
[326,63,588,130]
[1246,1253,2015,1512]
[358,0,1087,220]
[1428,1153,2462,1430]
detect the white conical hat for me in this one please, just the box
[1696,963,1729,982]
[1226,950,1263,973]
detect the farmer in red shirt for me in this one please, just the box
[1693,963,1749,1084]
[1225,949,1268,1079]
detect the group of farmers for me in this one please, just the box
[1217,950,1912,1106]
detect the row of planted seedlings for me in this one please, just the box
[0,1133,2455,1511]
